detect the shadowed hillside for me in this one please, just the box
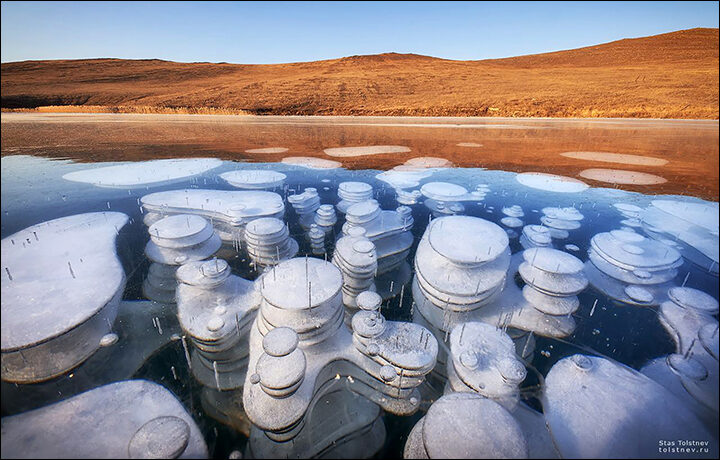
[1,28,717,118]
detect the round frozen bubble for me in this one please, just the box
[667,287,719,315]
[323,145,410,157]
[220,170,286,189]
[281,156,342,169]
[262,327,299,357]
[523,248,584,275]
[420,182,469,201]
[560,151,668,166]
[128,416,190,459]
[501,217,524,228]
[516,172,589,193]
[579,169,667,185]
[427,215,509,265]
[624,286,654,304]
[422,393,528,459]
[666,354,708,381]
[149,214,209,240]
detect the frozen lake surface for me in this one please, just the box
[1,115,718,459]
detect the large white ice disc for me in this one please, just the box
[544,354,715,458]
[220,170,286,189]
[420,182,469,201]
[427,216,509,266]
[421,393,528,459]
[62,158,222,188]
[1,212,128,352]
[148,214,214,248]
[668,287,719,315]
[261,258,342,310]
[591,230,682,271]
[141,189,285,225]
[0,380,207,458]
[522,248,584,275]
[516,172,589,193]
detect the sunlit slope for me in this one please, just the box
[2,28,717,118]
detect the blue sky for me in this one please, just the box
[1,1,718,63]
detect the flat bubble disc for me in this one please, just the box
[667,354,708,381]
[610,229,645,243]
[668,287,719,315]
[633,269,652,280]
[356,291,382,311]
[128,416,190,459]
[497,358,527,383]
[428,215,508,265]
[200,259,229,278]
[570,354,594,371]
[206,316,225,332]
[346,226,367,237]
[339,181,372,193]
[346,200,379,218]
[698,323,719,360]
[99,333,119,347]
[522,247,584,274]
[420,182,468,200]
[352,240,375,254]
[380,365,397,381]
[422,393,528,459]
[624,285,654,303]
[148,214,208,240]
[459,350,479,369]
[246,217,286,236]
[262,327,299,357]
[622,244,644,255]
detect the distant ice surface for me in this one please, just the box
[1,151,718,458]
[62,158,222,188]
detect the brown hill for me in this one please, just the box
[1,28,718,118]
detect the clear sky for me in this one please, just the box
[1,1,718,64]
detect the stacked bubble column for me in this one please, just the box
[584,229,683,306]
[175,258,260,391]
[143,214,221,305]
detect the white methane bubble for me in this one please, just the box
[515,172,589,193]
[220,170,287,189]
[323,145,411,157]
[1,212,128,383]
[544,354,717,458]
[62,158,222,188]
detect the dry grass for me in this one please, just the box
[1,28,717,119]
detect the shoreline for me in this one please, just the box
[2,111,719,124]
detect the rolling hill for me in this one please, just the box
[1,28,717,118]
